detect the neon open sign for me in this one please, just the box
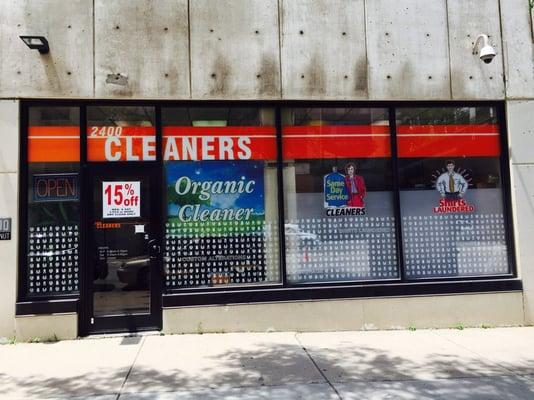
[33,173,79,202]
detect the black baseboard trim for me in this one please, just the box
[162,279,523,308]
[16,298,78,316]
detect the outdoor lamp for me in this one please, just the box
[19,36,49,54]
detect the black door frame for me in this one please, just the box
[80,162,163,335]
[78,103,164,335]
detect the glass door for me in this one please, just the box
[85,164,162,333]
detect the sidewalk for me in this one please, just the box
[1,327,534,399]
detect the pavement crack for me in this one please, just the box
[116,335,146,400]
[294,333,343,400]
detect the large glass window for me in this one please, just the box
[26,107,80,296]
[162,107,280,289]
[21,102,516,304]
[397,107,509,278]
[282,108,399,283]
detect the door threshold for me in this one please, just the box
[84,330,161,340]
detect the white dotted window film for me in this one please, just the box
[285,216,398,282]
[164,220,280,288]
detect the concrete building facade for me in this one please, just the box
[0,0,533,340]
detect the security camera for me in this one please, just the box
[473,34,496,64]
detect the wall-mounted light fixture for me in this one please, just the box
[19,36,49,54]
[472,34,496,64]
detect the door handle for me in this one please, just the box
[148,239,161,259]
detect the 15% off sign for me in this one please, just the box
[102,181,141,218]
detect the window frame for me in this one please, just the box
[17,100,519,315]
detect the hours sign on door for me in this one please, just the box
[102,181,141,219]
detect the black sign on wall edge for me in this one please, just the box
[0,218,11,240]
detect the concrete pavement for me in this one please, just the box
[1,327,534,399]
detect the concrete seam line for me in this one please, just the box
[430,329,518,377]
[116,335,146,400]
[294,333,343,400]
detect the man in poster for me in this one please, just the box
[344,162,366,207]
[436,160,468,200]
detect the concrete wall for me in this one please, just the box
[0,0,526,100]
[0,100,19,340]
[15,314,77,342]
[507,101,534,324]
[163,292,524,334]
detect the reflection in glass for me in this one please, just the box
[396,107,509,278]
[282,108,399,283]
[91,174,152,316]
[162,107,281,289]
[27,107,80,296]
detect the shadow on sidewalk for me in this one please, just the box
[1,337,533,399]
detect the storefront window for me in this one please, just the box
[162,107,280,288]
[282,108,399,283]
[87,106,156,162]
[26,107,80,296]
[397,107,509,278]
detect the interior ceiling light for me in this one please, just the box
[19,36,49,54]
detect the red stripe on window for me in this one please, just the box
[282,125,391,159]
[397,124,501,157]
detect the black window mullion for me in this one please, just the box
[18,102,29,301]
[388,106,407,282]
[276,106,288,287]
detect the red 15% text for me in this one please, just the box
[104,183,139,207]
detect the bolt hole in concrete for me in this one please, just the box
[106,73,128,86]
[299,30,304,35]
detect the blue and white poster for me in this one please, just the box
[166,160,265,235]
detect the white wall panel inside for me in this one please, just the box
[0,0,93,98]
[366,0,451,100]
[95,0,190,99]
[190,0,281,99]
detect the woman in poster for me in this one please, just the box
[344,162,366,207]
